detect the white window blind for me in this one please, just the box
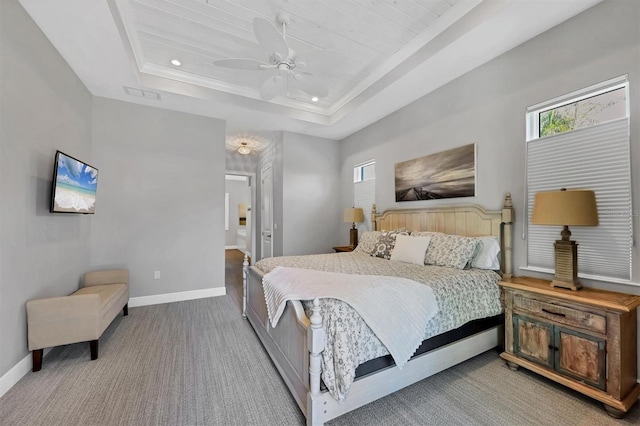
[526,117,632,281]
[354,178,375,232]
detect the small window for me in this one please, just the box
[354,160,375,183]
[538,87,626,138]
[354,160,375,232]
[528,77,628,141]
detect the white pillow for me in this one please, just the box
[470,236,501,270]
[390,235,432,265]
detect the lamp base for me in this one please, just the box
[553,239,581,291]
[550,279,582,291]
[349,227,358,247]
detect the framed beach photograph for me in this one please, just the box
[395,144,476,202]
[50,151,98,214]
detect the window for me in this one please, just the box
[354,160,375,231]
[354,160,375,183]
[525,76,632,283]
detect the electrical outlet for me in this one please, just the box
[154,271,161,279]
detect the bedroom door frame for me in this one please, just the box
[261,162,273,260]
[225,170,256,263]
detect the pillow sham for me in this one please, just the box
[373,229,409,260]
[353,231,382,255]
[470,236,501,270]
[390,235,432,265]
[424,233,478,269]
[411,231,443,237]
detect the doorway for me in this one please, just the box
[224,172,256,312]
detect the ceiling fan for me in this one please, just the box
[213,13,343,101]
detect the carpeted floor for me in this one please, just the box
[1,296,638,426]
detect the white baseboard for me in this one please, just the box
[2,320,639,405]
[0,288,224,399]
[0,348,51,399]
[225,245,238,250]
[128,287,226,308]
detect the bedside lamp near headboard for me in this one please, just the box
[344,207,364,247]
[531,188,599,290]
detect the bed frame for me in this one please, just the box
[242,193,514,425]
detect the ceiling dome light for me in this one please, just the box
[311,96,319,102]
[238,143,251,155]
[170,59,182,66]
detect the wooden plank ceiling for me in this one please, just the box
[118,0,459,108]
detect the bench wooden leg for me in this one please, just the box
[32,349,43,372]
[90,340,98,360]
[123,303,128,316]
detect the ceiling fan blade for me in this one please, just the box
[296,49,345,72]
[212,58,269,70]
[260,73,287,100]
[293,74,329,98]
[253,18,289,60]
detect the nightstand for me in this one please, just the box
[499,277,640,418]
[332,245,355,253]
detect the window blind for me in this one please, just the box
[526,117,632,281]
[354,178,375,232]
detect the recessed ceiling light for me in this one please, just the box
[311,97,319,102]
[170,59,182,66]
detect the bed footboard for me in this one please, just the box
[243,258,325,425]
[242,257,503,426]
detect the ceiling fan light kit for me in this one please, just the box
[213,13,342,101]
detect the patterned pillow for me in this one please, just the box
[372,229,409,260]
[353,231,382,255]
[411,231,443,237]
[424,233,479,269]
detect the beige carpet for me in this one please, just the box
[0,296,638,425]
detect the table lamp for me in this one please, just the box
[344,207,364,247]
[531,188,598,290]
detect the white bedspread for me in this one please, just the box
[262,266,439,368]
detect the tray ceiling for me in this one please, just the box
[19,0,602,139]
[115,0,474,113]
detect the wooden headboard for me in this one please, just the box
[372,193,514,279]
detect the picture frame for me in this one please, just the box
[395,144,476,202]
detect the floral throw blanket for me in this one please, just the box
[255,252,502,401]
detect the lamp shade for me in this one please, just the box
[343,208,364,223]
[531,189,598,226]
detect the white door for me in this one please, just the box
[261,163,273,259]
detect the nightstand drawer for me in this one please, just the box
[514,295,606,334]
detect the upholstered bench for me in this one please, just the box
[26,269,129,371]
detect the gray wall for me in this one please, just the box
[90,98,226,297]
[341,0,640,293]
[0,0,93,376]
[256,132,284,259]
[254,131,341,259]
[225,177,250,247]
[282,132,341,255]
[226,151,259,174]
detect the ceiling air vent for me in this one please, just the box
[123,86,161,101]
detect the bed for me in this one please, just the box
[242,194,514,425]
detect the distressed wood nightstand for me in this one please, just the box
[332,245,355,253]
[499,277,640,418]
